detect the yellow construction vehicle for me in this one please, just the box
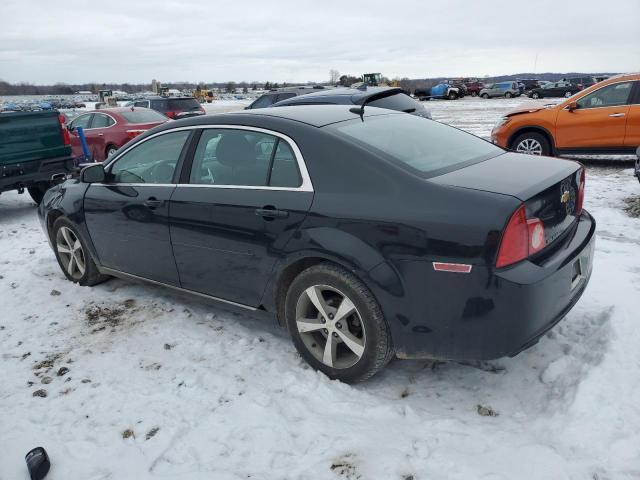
[193,88,216,103]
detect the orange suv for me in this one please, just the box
[491,73,640,156]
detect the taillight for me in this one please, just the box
[126,129,145,139]
[496,205,546,268]
[59,114,71,146]
[165,111,176,118]
[576,168,585,216]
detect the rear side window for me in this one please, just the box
[189,129,301,188]
[577,82,633,109]
[91,114,115,128]
[328,114,503,177]
[367,93,418,112]
[121,109,168,123]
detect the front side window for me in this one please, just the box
[328,113,503,177]
[189,129,301,188]
[71,114,92,130]
[109,130,190,184]
[576,82,633,109]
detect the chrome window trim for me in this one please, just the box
[102,124,314,192]
[71,112,118,130]
[563,80,637,110]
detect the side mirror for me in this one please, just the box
[80,163,105,183]
[567,101,578,112]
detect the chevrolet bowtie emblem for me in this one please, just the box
[561,190,570,203]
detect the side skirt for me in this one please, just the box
[99,267,257,311]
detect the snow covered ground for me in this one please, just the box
[1,99,639,480]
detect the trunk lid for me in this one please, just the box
[431,152,583,246]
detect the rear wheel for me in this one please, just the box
[448,91,458,100]
[564,91,573,98]
[106,145,118,158]
[531,92,541,99]
[471,91,478,97]
[481,93,489,99]
[505,92,513,98]
[512,132,551,156]
[284,263,394,383]
[52,217,109,286]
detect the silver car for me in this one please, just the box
[479,81,521,99]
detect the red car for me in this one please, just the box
[67,107,169,161]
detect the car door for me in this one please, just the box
[169,126,314,307]
[83,129,193,285]
[69,113,94,158]
[86,112,115,161]
[624,81,640,148]
[555,80,633,149]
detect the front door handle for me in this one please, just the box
[97,133,104,136]
[144,198,163,209]
[255,206,289,219]
[609,113,625,118]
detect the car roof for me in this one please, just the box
[138,96,196,100]
[162,105,403,129]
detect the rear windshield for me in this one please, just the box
[367,93,418,112]
[327,113,503,177]
[151,98,200,112]
[121,109,168,123]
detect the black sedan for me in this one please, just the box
[528,81,582,99]
[271,86,432,119]
[38,105,595,382]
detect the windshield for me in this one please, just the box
[327,113,503,177]
[121,109,168,123]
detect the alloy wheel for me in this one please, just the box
[516,138,543,155]
[532,92,540,99]
[295,285,366,369]
[56,226,86,280]
[564,91,572,98]
[107,147,117,157]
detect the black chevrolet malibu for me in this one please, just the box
[38,105,595,382]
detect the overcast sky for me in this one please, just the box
[1,0,638,84]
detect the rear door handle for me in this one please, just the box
[144,198,163,209]
[255,206,289,219]
[97,133,104,136]
[609,113,625,118]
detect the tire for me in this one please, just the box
[471,91,477,97]
[27,183,49,205]
[448,91,458,100]
[481,93,489,99]
[531,92,540,99]
[511,132,551,156]
[284,263,394,383]
[105,145,118,158]
[52,217,109,286]
[505,92,513,98]
[564,91,573,98]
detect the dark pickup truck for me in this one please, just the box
[1,110,75,204]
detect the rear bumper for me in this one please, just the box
[388,211,596,361]
[0,156,75,193]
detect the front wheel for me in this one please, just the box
[52,217,109,286]
[448,91,458,100]
[512,132,551,156]
[531,92,540,99]
[284,263,394,383]
[106,145,118,158]
[481,93,489,99]
[471,91,477,97]
[505,92,513,98]
[564,91,573,98]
